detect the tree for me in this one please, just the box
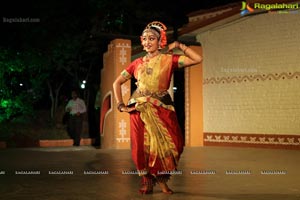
[46,33,92,120]
[0,48,46,122]
[0,0,194,124]
[1,0,101,123]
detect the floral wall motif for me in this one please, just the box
[101,39,131,149]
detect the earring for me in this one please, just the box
[158,41,162,49]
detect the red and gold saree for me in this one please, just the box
[121,53,185,177]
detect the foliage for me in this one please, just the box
[1,0,100,123]
[0,0,190,126]
[0,48,47,122]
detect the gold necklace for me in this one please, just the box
[144,54,161,75]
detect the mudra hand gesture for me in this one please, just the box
[167,41,189,54]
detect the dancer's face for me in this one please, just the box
[141,31,159,53]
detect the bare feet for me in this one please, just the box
[158,182,173,194]
[139,185,153,194]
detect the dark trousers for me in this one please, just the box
[94,108,101,147]
[68,114,83,146]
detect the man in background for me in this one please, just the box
[93,89,101,147]
[65,90,87,146]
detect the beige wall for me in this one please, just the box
[197,13,300,135]
[101,39,131,149]
[185,46,204,146]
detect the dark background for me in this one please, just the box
[0,0,241,143]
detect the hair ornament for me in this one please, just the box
[142,21,168,49]
[145,21,167,32]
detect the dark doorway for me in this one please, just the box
[173,69,185,143]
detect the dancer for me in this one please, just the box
[113,21,202,194]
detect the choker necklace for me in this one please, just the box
[146,51,160,59]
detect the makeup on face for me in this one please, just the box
[141,32,159,52]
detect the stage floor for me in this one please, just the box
[1,146,300,200]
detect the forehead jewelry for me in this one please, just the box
[143,29,159,38]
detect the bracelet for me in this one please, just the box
[117,102,125,112]
[179,43,188,53]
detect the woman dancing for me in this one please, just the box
[113,21,202,194]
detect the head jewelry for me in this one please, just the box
[141,21,167,49]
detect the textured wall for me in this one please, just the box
[197,13,300,135]
[101,39,131,149]
[185,46,204,147]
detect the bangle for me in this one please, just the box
[117,102,125,112]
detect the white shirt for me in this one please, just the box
[65,98,87,115]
